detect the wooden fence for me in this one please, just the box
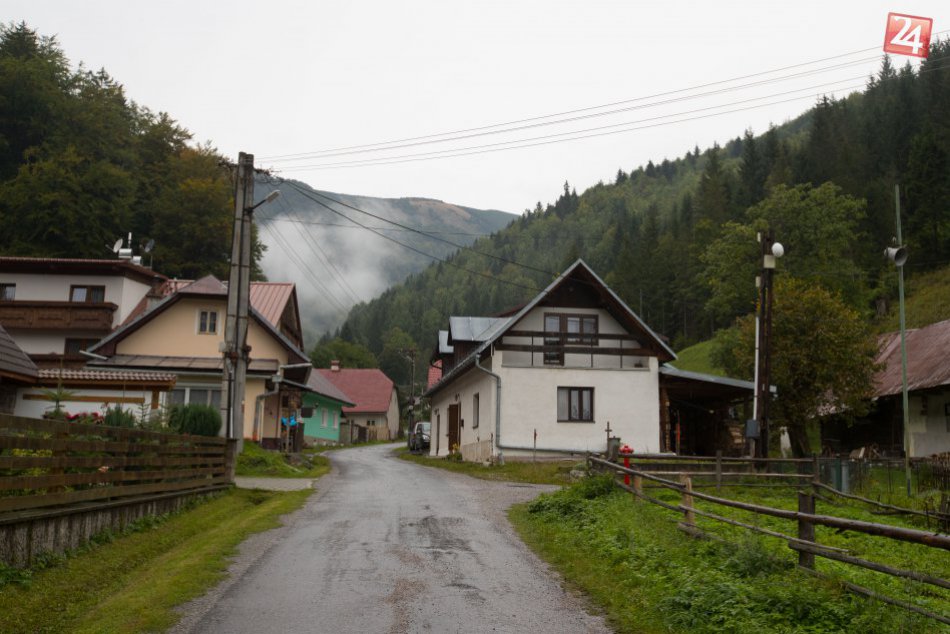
[590,455,950,626]
[0,413,235,566]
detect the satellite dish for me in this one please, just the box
[143,239,155,253]
[112,238,123,253]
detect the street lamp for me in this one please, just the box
[887,185,911,496]
[752,232,783,459]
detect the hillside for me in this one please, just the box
[253,178,514,343]
[336,41,950,374]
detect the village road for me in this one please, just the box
[174,443,611,634]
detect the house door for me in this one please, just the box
[448,404,460,451]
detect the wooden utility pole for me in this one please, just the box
[753,231,781,459]
[221,152,255,444]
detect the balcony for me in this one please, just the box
[496,330,652,369]
[0,301,117,332]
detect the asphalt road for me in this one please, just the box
[174,444,610,634]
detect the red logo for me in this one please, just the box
[883,13,933,58]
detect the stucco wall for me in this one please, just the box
[15,388,158,420]
[0,272,150,324]
[302,393,342,443]
[429,350,660,459]
[908,392,950,457]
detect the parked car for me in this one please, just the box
[409,421,431,452]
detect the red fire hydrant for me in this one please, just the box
[619,444,633,485]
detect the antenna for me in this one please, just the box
[112,238,123,254]
[143,239,155,253]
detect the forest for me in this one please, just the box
[335,41,950,381]
[0,22,263,279]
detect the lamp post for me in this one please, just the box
[752,231,783,459]
[886,184,911,496]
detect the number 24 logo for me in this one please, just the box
[883,13,932,59]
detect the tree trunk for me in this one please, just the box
[788,423,811,458]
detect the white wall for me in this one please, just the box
[429,351,660,459]
[15,387,160,420]
[0,272,150,324]
[908,392,950,457]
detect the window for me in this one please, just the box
[544,313,599,365]
[367,419,377,427]
[64,338,99,355]
[472,393,480,429]
[168,387,220,407]
[69,285,105,303]
[557,387,594,422]
[0,284,14,301]
[322,410,328,428]
[333,411,338,429]
[198,310,218,334]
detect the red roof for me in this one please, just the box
[426,359,442,389]
[875,319,950,396]
[37,368,177,385]
[317,368,395,414]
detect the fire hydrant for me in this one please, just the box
[619,444,634,485]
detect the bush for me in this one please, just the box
[168,404,221,437]
[102,405,137,428]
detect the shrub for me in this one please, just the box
[168,404,221,437]
[102,405,137,428]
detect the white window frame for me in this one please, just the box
[197,309,219,335]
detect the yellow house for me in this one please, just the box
[87,276,310,445]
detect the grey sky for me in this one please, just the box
[7,1,949,213]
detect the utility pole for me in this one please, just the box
[892,184,912,496]
[753,231,783,459]
[404,348,416,439]
[221,153,255,445]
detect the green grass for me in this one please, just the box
[672,339,726,376]
[0,487,311,633]
[877,264,950,332]
[235,441,330,478]
[397,447,578,485]
[511,477,947,633]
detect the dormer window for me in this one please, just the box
[198,310,218,334]
[69,285,105,303]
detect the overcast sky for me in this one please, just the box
[8,1,949,213]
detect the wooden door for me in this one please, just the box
[448,404,460,452]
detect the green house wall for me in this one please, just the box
[302,392,345,443]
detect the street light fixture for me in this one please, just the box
[752,232,783,459]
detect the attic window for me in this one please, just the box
[198,310,218,334]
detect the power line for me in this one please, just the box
[254,215,493,236]
[259,43,895,162]
[265,56,879,163]
[282,180,544,293]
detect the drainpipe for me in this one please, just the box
[474,353,503,465]
[474,348,606,460]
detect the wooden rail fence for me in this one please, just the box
[0,413,235,566]
[589,455,950,626]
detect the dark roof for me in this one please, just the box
[90,354,280,375]
[305,371,355,406]
[0,323,38,383]
[425,260,676,396]
[659,365,768,401]
[875,319,950,396]
[0,256,166,285]
[317,368,395,414]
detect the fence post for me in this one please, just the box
[812,454,820,494]
[633,474,642,497]
[797,491,816,569]
[715,450,723,492]
[681,474,695,527]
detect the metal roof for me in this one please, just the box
[437,330,454,354]
[0,256,166,285]
[91,354,280,375]
[305,371,355,406]
[660,364,772,393]
[0,323,38,382]
[875,319,950,396]
[448,316,510,343]
[249,283,295,328]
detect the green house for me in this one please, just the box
[301,369,354,444]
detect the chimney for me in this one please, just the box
[330,359,341,372]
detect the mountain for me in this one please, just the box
[336,42,950,371]
[253,178,515,344]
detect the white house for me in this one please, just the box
[424,260,678,461]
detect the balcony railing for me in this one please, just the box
[0,301,116,332]
[496,330,652,369]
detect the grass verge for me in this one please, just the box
[0,487,311,633]
[510,476,944,633]
[397,447,578,485]
[235,441,330,478]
